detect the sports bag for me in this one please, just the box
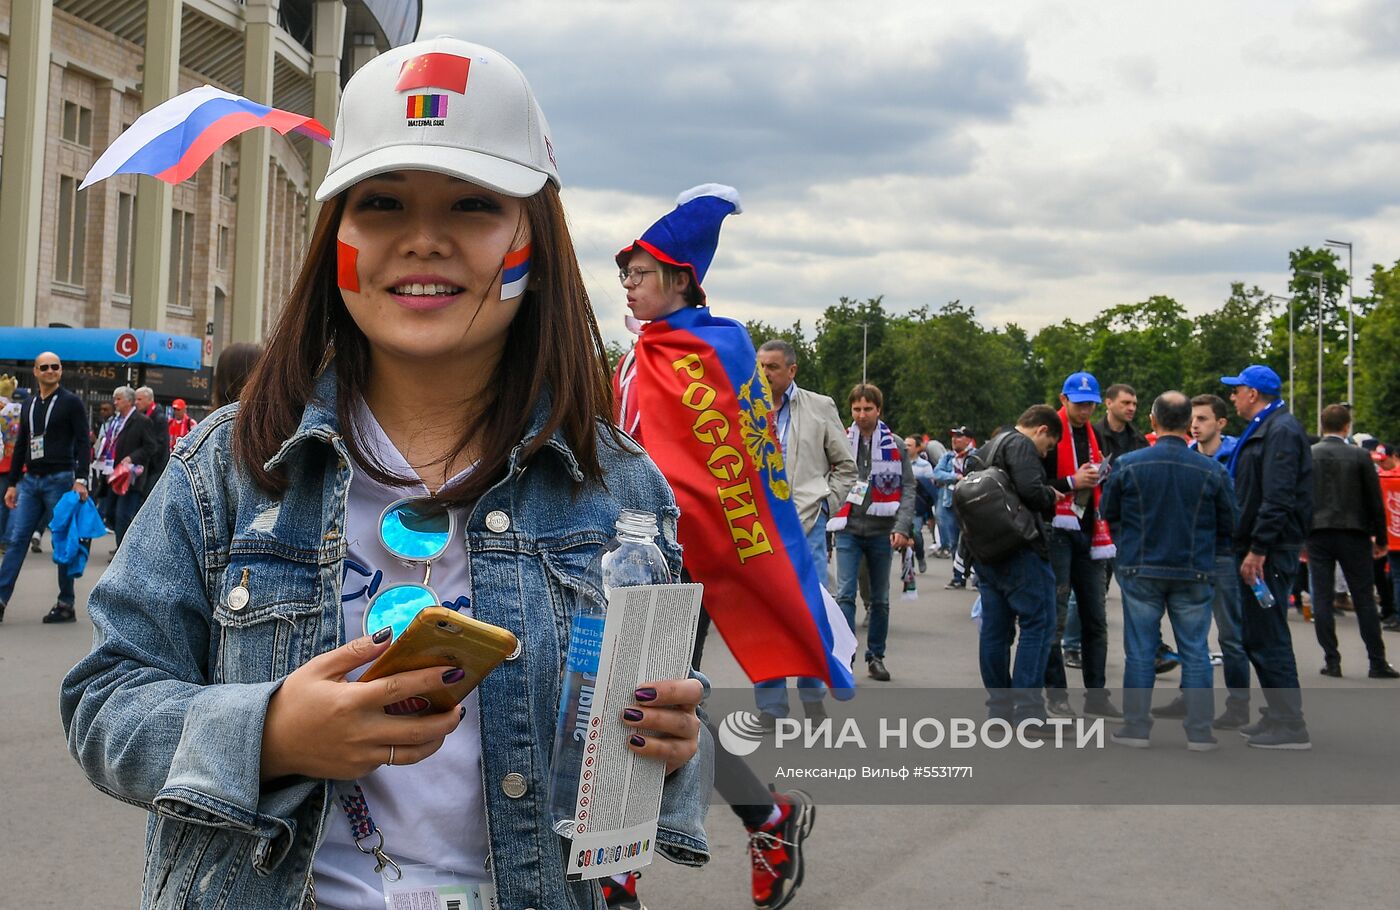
[951,433,1040,564]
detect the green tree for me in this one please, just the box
[1357,258,1400,442]
[1030,319,1092,404]
[1083,296,1192,421]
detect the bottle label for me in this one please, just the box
[566,614,606,674]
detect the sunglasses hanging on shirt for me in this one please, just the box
[362,497,456,641]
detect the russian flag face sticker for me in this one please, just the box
[501,244,531,300]
[337,240,360,293]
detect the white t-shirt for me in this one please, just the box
[312,400,489,910]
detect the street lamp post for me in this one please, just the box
[1325,239,1354,405]
[1301,269,1325,434]
[1264,294,1296,404]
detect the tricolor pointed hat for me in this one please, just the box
[616,183,742,302]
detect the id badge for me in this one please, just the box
[382,864,493,910]
[846,480,869,505]
[29,435,44,460]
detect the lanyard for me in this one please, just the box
[337,782,403,881]
[30,392,58,439]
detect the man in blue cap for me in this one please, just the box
[1040,370,1122,720]
[1220,364,1313,749]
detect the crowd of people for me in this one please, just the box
[3,31,1394,910]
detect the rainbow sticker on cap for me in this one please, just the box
[501,244,531,300]
[405,94,448,126]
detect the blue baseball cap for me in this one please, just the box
[1061,371,1102,403]
[1220,364,1281,395]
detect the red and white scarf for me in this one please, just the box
[827,420,902,531]
[1052,407,1116,560]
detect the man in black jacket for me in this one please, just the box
[1308,404,1398,679]
[0,353,91,624]
[972,405,1063,725]
[1222,365,1312,749]
[111,386,163,548]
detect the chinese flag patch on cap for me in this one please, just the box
[396,53,471,94]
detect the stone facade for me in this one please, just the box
[0,0,311,354]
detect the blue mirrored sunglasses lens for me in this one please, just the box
[364,585,439,641]
[380,502,451,561]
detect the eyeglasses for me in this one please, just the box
[36,363,62,372]
[362,497,455,641]
[618,268,659,286]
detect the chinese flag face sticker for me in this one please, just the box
[396,53,471,94]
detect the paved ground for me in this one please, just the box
[3,533,1398,909]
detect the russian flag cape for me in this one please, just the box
[618,306,857,696]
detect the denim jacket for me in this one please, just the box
[932,448,978,511]
[1100,435,1238,581]
[60,371,712,910]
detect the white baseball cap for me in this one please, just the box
[315,37,559,201]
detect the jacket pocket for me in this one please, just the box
[212,553,322,684]
[540,538,608,663]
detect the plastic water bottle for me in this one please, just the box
[1250,576,1276,609]
[548,510,671,835]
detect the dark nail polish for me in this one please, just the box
[372,626,393,644]
[634,687,657,702]
[459,706,467,719]
[623,707,644,722]
[384,696,429,716]
[442,667,466,684]
[629,734,646,748]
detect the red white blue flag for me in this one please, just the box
[81,86,331,190]
[621,306,857,695]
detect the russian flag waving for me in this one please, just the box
[623,306,858,697]
[81,86,331,190]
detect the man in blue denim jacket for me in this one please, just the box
[1100,392,1237,750]
[60,373,713,910]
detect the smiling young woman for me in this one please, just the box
[62,37,710,910]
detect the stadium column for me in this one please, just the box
[232,0,277,344]
[130,0,182,332]
[0,0,54,327]
[307,0,346,240]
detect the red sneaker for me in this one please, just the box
[747,788,816,909]
[599,871,646,909]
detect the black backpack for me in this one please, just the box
[951,433,1041,564]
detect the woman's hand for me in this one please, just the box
[260,631,466,781]
[620,678,704,774]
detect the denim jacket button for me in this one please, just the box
[506,638,522,661]
[501,772,528,798]
[485,511,511,533]
[227,586,250,611]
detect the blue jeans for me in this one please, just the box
[835,531,892,660]
[0,475,11,541]
[935,504,961,579]
[1391,553,1400,619]
[1045,527,1109,695]
[1063,592,1081,651]
[755,515,829,714]
[1237,548,1304,725]
[975,547,1057,722]
[1212,554,1250,712]
[0,471,77,606]
[1118,573,1215,742]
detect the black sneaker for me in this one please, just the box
[1154,651,1181,674]
[1150,695,1187,718]
[757,711,781,732]
[1212,706,1250,730]
[1047,696,1078,718]
[30,533,42,554]
[1238,715,1272,738]
[1369,662,1400,679]
[1383,618,1400,633]
[1063,649,1082,669]
[1186,736,1220,752]
[803,700,828,722]
[1320,660,1342,678]
[916,555,927,574]
[1083,695,1125,722]
[1110,729,1150,748]
[748,789,816,910]
[600,871,646,909]
[42,602,76,624]
[867,657,891,682]
[1247,723,1311,750]
[944,580,966,590]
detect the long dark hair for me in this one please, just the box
[233,183,618,505]
[212,342,264,408]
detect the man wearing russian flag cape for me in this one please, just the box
[613,184,848,910]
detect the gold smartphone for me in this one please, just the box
[360,607,519,715]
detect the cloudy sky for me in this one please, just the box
[420,0,1400,343]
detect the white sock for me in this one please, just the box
[763,802,783,828]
